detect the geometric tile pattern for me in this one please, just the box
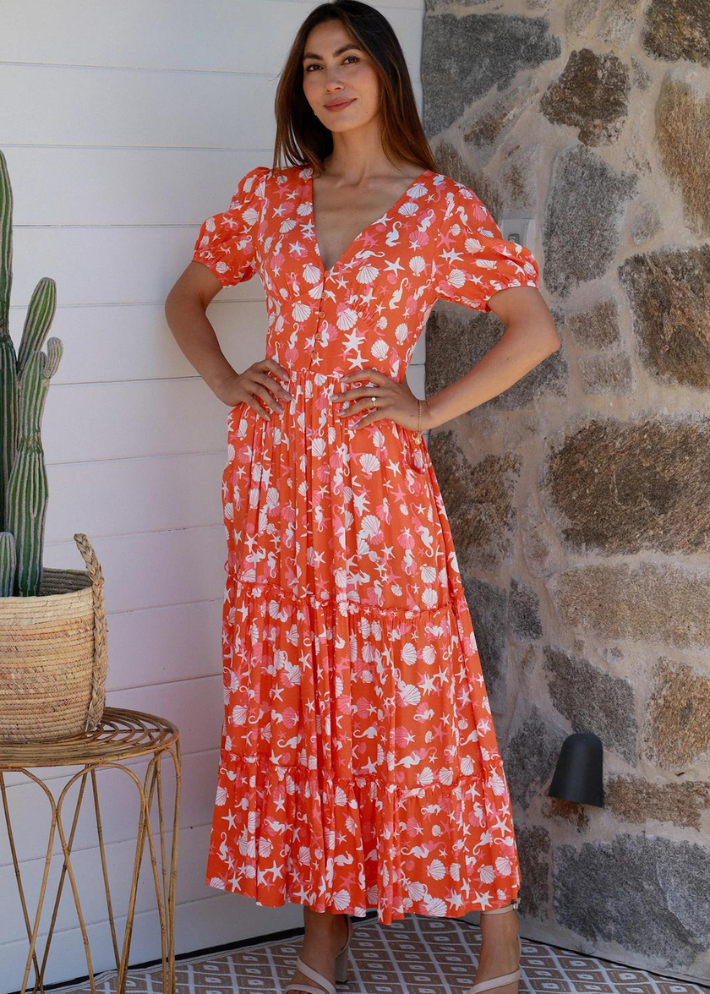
[50,913,710,994]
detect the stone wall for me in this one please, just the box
[420,0,710,982]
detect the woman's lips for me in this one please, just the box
[325,98,355,112]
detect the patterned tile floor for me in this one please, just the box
[52,914,710,994]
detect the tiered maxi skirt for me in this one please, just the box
[205,366,521,924]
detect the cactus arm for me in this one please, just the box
[0,333,18,531]
[6,435,47,596]
[43,336,63,379]
[7,344,62,596]
[0,150,12,337]
[0,531,16,596]
[17,278,57,377]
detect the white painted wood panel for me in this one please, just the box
[0,891,303,990]
[1,0,422,76]
[43,527,226,615]
[8,297,419,388]
[0,68,422,150]
[1,0,427,986]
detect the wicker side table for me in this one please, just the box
[0,707,181,994]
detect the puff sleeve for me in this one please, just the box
[192,164,270,287]
[434,182,540,312]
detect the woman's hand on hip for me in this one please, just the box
[331,368,430,432]
[213,359,292,418]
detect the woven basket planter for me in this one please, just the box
[0,533,108,743]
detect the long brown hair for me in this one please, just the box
[272,0,438,176]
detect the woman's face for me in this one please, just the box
[302,20,381,133]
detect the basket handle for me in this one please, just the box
[73,533,108,730]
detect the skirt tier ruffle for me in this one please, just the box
[206,572,521,924]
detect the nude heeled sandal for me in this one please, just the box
[465,899,522,994]
[285,914,354,994]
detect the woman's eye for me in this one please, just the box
[305,56,359,72]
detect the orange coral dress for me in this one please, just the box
[191,163,540,924]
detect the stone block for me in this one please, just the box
[550,562,710,649]
[643,658,710,770]
[542,416,710,555]
[516,825,552,919]
[579,353,633,395]
[540,48,630,145]
[543,645,638,764]
[421,12,561,134]
[543,145,637,297]
[428,428,521,570]
[605,774,710,830]
[620,245,710,389]
[503,698,567,810]
[554,834,710,967]
[642,0,710,67]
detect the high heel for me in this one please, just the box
[285,914,353,994]
[464,899,521,994]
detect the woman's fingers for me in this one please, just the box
[254,370,291,400]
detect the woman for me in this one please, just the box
[165,3,560,993]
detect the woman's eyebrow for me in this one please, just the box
[302,43,362,61]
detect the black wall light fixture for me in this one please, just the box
[548,731,604,808]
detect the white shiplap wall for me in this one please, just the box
[0,1,426,989]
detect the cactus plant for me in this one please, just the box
[0,148,62,597]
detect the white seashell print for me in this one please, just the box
[495,856,513,876]
[371,339,389,359]
[408,881,428,901]
[324,890,349,911]
[420,565,437,584]
[489,770,507,795]
[395,323,409,343]
[423,897,449,916]
[215,786,228,806]
[311,436,326,458]
[303,263,323,284]
[422,645,436,665]
[361,514,382,538]
[292,302,312,321]
[398,682,421,705]
[408,181,429,199]
[439,767,454,785]
[356,264,379,284]
[401,642,418,665]
[428,859,447,880]
[446,268,468,288]
[422,587,439,609]
[358,452,381,474]
[479,864,496,884]
[398,201,419,216]
[418,766,435,786]
[230,704,248,726]
[336,308,359,330]
[409,255,426,275]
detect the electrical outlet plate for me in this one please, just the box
[499,215,536,252]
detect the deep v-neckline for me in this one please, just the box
[306,165,431,277]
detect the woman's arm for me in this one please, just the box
[425,286,560,430]
[164,261,240,396]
